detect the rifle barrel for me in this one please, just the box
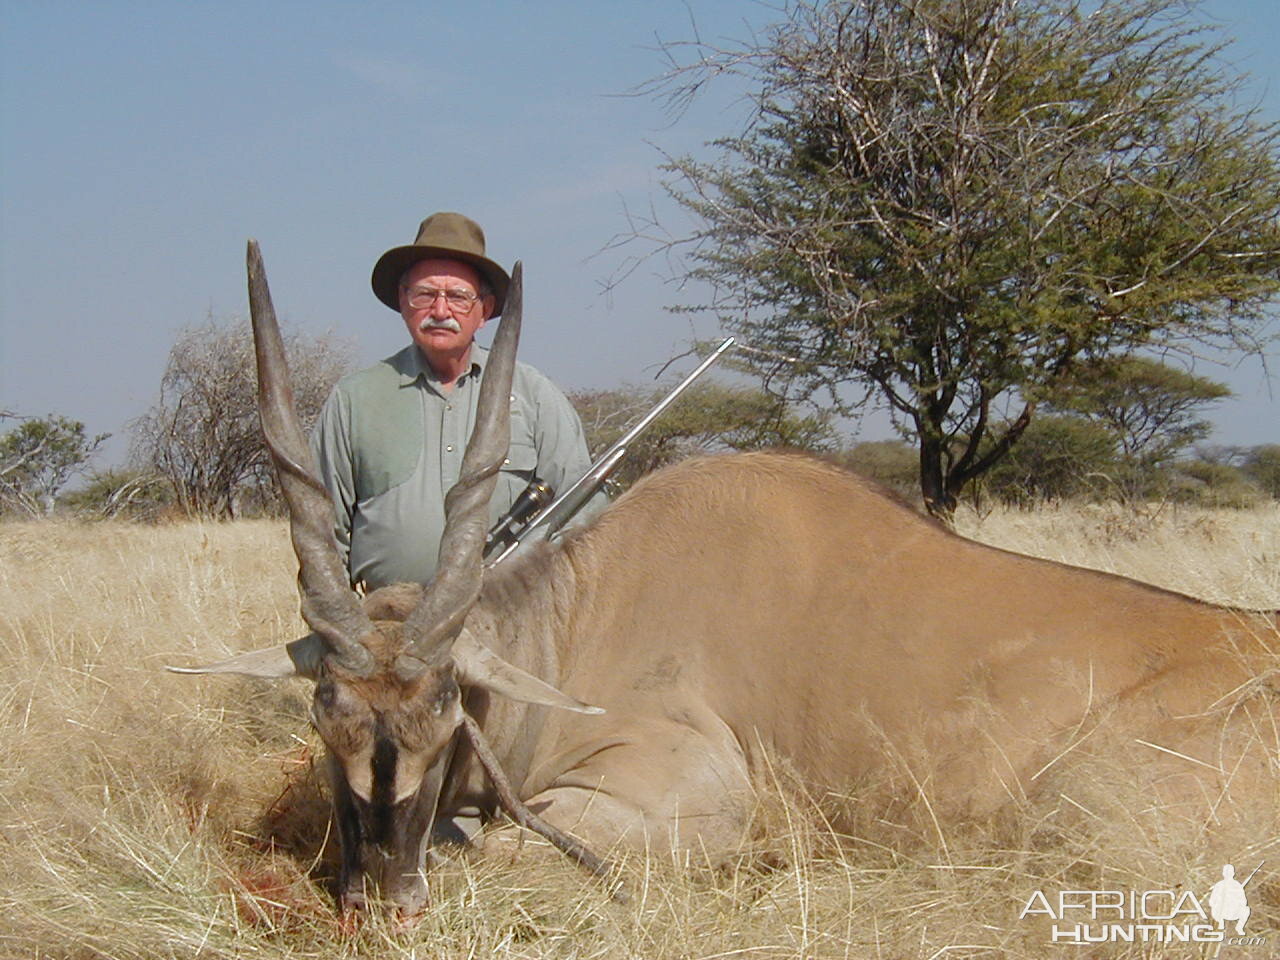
[486,337,735,567]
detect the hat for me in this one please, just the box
[370,212,511,316]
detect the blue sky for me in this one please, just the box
[1,0,1276,466]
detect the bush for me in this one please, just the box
[981,415,1119,506]
[1242,444,1280,499]
[569,380,837,492]
[60,469,176,521]
[834,440,919,496]
[132,317,353,518]
[1169,459,1262,509]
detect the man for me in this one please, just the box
[1208,863,1251,936]
[311,211,601,590]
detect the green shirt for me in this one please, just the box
[310,343,600,589]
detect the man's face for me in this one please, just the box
[398,258,493,361]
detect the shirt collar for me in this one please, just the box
[393,343,488,389]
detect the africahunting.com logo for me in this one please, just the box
[1019,861,1267,947]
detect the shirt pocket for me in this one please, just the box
[491,438,540,524]
[352,388,425,500]
[501,439,539,482]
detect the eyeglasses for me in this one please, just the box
[402,285,484,312]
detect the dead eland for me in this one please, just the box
[172,242,1279,914]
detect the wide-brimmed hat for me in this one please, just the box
[370,212,511,316]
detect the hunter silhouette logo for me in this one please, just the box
[1208,863,1257,936]
[1018,860,1267,946]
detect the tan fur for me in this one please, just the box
[446,451,1277,852]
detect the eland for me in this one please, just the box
[172,242,1279,914]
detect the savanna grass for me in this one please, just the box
[0,508,1276,959]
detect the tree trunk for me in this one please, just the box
[918,435,957,522]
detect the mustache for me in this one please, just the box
[418,317,462,334]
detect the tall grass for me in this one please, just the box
[955,500,1280,609]
[0,510,1275,959]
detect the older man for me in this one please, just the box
[311,212,600,590]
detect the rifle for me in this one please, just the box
[485,337,736,567]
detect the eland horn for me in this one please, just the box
[397,262,524,676]
[247,240,375,675]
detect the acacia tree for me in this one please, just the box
[132,317,352,518]
[0,413,109,517]
[983,358,1229,503]
[1044,356,1229,463]
[638,0,1280,517]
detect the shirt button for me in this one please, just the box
[446,444,454,452]
[446,404,453,411]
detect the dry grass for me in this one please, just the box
[954,500,1280,609]
[0,512,1276,959]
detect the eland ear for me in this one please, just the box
[166,634,327,680]
[452,633,604,715]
